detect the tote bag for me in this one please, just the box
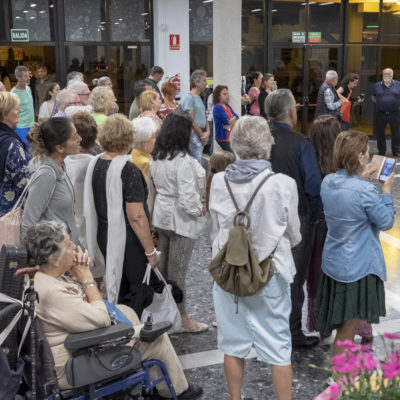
[140,266,182,333]
[0,166,56,248]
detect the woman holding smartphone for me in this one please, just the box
[317,130,395,356]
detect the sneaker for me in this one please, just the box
[212,315,217,327]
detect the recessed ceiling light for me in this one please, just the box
[203,0,213,3]
[23,10,29,13]
[272,9,278,12]
[49,4,54,8]
[30,16,35,19]
[140,12,148,16]
[114,22,119,25]
[39,10,45,13]
[118,18,123,21]
[30,3,37,7]
[251,8,262,12]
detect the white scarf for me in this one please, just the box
[84,154,131,303]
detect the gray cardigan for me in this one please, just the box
[21,156,79,242]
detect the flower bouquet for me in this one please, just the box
[315,333,400,400]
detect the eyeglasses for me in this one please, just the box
[78,93,90,96]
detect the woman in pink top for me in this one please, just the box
[247,71,263,116]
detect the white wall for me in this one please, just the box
[153,0,190,100]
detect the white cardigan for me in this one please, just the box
[83,154,131,303]
[209,168,302,283]
[150,153,206,239]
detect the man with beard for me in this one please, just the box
[372,68,400,157]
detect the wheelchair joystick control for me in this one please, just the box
[143,314,153,330]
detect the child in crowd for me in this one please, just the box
[205,150,236,327]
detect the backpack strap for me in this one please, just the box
[224,172,274,228]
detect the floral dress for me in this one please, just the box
[0,139,31,216]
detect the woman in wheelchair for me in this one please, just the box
[23,220,202,399]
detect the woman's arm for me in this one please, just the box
[126,202,160,267]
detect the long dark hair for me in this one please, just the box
[310,115,341,177]
[44,82,60,101]
[151,110,193,161]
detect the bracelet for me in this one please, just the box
[145,248,158,257]
[82,279,97,291]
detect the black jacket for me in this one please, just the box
[269,121,323,220]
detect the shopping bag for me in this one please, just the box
[140,266,182,333]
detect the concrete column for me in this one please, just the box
[213,0,242,116]
[153,0,190,99]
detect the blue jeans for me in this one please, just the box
[189,133,203,164]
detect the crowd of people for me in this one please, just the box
[0,62,398,400]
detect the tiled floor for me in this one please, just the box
[170,140,400,400]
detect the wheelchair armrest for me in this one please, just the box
[64,322,134,352]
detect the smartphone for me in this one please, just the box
[379,158,395,181]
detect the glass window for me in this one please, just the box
[189,0,213,76]
[0,4,6,40]
[381,2,400,43]
[309,2,341,44]
[65,46,106,84]
[242,45,264,74]
[271,1,306,43]
[189,0,213,42]
[64,0,103,42]
[242,0,264,46]
[347,1,379,42]
[11,0,54,41]
[190,44,213,75]
[110,0,151,42]
[110,45,151,115]
[272,47,304,132]
[345,46,378,134]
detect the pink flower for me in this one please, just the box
[356,352,378,371]
[330,383,340,396]
[337,340,356,350]
[359,344,373,352]
[383,360,400,379]
[384,332,400,340]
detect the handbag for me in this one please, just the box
[341,90,352,123]
[209,174,276,313]
[140,265,182,333]
[0,165,56,248]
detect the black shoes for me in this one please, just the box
[159,384,203,399]
[292,333,319,349]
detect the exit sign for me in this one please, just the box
[11,29,29,42]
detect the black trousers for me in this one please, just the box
[375,110,400,155]
[216,140,233,153]
[290,215,316,339]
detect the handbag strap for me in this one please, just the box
[224,173,274,214]
[11,165,57,212]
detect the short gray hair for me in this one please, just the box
[67,79,89,93]
[15,66,29,78]
[23,221,67,269]
[67,71,83,82]
[92,76,112,87]
[265,89,296,123]
[230,116,275,160]
[326,70,338,81]
[132,117,157,144]
[56,89,78,110]
[190,69,207,89]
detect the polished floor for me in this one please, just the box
[171,140,400,400]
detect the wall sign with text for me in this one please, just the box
[169,34,180,50]
[11,29,29,42]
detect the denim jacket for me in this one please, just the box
[321,169,395,283]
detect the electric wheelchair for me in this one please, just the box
[0,245,178,400]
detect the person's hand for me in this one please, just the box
[70,246,93,283]
[339,97,349,105]
[382,172,395,194]
[229,117,236,126]
[200,131,210,146]
[361,162,379,181]
[357,96,364,104]
[147,252,160,269]
[241,94,250,105]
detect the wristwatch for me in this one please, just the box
[82,280,97,291]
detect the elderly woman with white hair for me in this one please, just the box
[131,117,158,214]
[53,89,81,117]
[209,116,301,400]
[67,79,91,106]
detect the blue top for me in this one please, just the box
[321,170,395,283]
[373,80,400,112]
[181,93,206,129]
[212,103,239,141]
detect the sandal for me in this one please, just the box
[177,321,209,333]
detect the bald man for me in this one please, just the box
[372,68,400,157]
